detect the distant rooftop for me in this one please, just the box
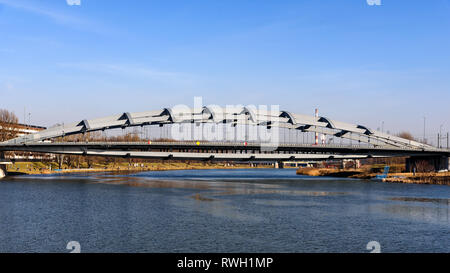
[15,123,47,130]
[0,122,47,130]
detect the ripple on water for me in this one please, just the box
[252,199,323,207]
[1,169,449,252]
[97,176,349,200]
[388,197,450,205]
[380,204,450,225]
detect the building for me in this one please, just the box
[0,122,46,139]
[12,123,47,137]
[0,123,48,160]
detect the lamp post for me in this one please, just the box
[447,132,449,149]
[423,116,426,143]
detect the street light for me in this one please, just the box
[423,116,426,143]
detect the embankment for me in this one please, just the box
[382,173,450,186]
[296,167,450,185]
[296,168,372,178]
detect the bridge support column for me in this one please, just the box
[0,164,6,179]
[406,156,449,173]
[0,152,6,179]
[274,161,284,169]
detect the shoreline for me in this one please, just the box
[6,163,449,186]
[296,168,450,186]
[381,175,450,186]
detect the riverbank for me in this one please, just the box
[6,161,270,176]
[381,173,450,186]
[296,167,450,185]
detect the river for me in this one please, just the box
[0,169,448,253]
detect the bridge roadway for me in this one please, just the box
[1,141,449,161]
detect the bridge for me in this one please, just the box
[1,105,449,178]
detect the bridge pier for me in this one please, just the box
[0,164,6,179]
[406,156,449,172]
[274,161,284,169]
[0,152,6,179]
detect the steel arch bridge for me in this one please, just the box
[0,106,436,149]
[0,106,448,167]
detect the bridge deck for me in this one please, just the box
[1,142,448,161]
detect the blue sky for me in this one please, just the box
[0,0,449,141]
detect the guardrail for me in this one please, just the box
[2,140,447,152]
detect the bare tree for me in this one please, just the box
[398,131,415,141]
[0,109,19,142]
[415,160,435,173]
[56,155,64,169]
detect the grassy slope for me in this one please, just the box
[6,161,268,175]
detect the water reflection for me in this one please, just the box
[381,204,449,224]
[388,197,450,205]
[252,199,323,207]
[93,171,450,227]
[96,175,349,198]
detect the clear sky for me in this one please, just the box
[0,0,449,142]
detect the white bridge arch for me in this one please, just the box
[3,106,432,150]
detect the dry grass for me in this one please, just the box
[296,167,450,185]
[6,161,270,176]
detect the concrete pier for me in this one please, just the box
[0,164,6,179]
[0,151,8,179]
[274,161,284,169]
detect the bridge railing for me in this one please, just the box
[1,140,441,152]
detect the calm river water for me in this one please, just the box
[0,169,448,253]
